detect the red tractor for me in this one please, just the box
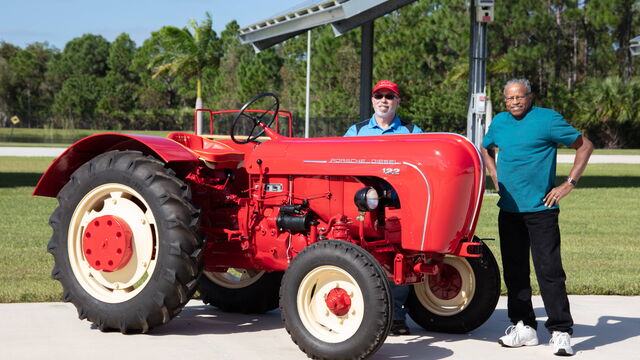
[34,93,500,359]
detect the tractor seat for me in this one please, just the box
[167,132,244,167]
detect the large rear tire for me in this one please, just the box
[47,150,202,333]
[198,269,282,313]
[280,240,391,360]
[407,243,500,333]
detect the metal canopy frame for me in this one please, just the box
[239,0,417,123]
[239,0,416,52]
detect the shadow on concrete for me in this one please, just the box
[146,304,640,359]
[147,304,285,336]
[572,315,640,352]
[375,337,454,359]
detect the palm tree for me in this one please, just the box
[575,76,640,148]
[149,12,220,133]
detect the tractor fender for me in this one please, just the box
[33,133,199,197]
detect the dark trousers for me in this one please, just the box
[389,281,410,320]
[499,209,574,334]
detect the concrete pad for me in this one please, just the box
[1,295,638,360]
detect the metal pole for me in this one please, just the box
[305,30,312,138]
[196,97,203,135]
[466,5,477,144]
[466,1,491,150]
[195,28,203,135]
[360,21,374,121]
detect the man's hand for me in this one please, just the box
[543,134,593,207]
[543,182,574,207]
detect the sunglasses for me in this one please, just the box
[373,93,396,100]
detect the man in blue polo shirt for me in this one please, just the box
[482,78,593,356]
[345,80,423,137]
[344,80,422,336]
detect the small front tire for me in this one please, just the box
[280,240,391,360]
[407,243,500,333]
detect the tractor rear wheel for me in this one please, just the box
[407,243,500,333]
[198,268,282,313]
[48,150,201,333]
[280,240,391,360]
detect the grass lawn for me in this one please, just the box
[0,127,174,146]
[0,156,638,302]
[0,157,60,302]
[477,163,640,296]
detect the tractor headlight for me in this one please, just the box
[354,187,379,212]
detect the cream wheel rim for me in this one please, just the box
[297,265,364,343]
[68,183,158,303]
[413,257,475,316]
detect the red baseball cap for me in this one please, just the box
[372,80,399,96]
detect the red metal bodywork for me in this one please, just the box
[244,133,484,253]
[33,133,199,197]
[34,117,485,285]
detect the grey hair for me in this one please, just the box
[504,78,531,95]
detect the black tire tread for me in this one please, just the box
[280,240,392,360]
[198,271,283,314]
[47,150,202,333]
[407,243,501,333]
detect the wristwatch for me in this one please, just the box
[566,177,577,186]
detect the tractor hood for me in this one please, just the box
[245,133,485,253]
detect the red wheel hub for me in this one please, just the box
[325,288,352,316]
[428,263,462,300]
[82,215,133,272]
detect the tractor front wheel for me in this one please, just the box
[280,240,391,360]
[407,243,500,333]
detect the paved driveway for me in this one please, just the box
[1,295,638,360]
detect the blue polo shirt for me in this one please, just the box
[344,114,423,136]
[483,106,581,213]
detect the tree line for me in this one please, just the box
[0,0,639,147]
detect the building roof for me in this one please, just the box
[238,0,417,51]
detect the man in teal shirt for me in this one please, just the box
[482,78,593,356]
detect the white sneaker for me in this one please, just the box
[498,321,539,347]
[550,331,574,356]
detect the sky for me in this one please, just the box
[1,0,307,49]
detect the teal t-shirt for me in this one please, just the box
[482,106,581,213]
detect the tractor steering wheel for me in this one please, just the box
[230,92,280,144]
